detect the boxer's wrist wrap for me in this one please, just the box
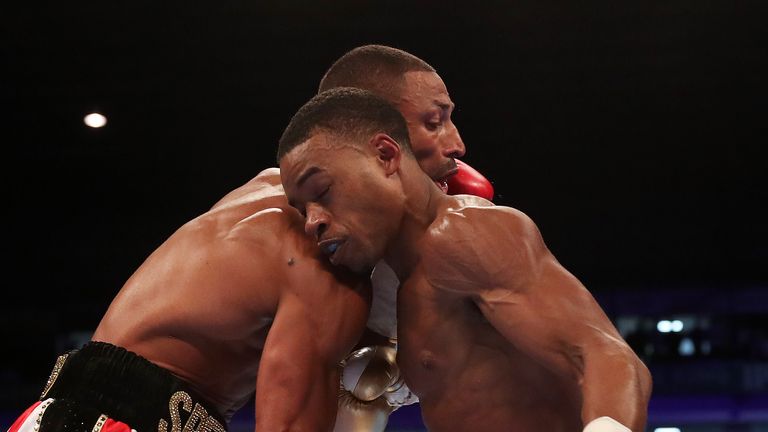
[583,416,632,432]
[382,374,417,407]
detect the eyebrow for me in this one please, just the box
[296,166,322,188]
[434,100,455,112]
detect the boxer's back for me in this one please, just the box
[92,168,362,419]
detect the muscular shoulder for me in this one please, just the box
[422,203,547,294]
[228,207,368,300]
[172,205,304,284]
[210,169,285,210]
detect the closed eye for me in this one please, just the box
[300,187,330,216]
[426,120,442,131]
[317,186,330,203]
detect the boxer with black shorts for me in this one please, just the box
[8,169,370,432]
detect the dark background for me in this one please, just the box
[3,1,767,430]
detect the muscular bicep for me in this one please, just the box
[424,207,625,379]
[475,253,652,429]
[478,254,625,379]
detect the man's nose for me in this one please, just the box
[442,123,466,159]
[304,204,328,240]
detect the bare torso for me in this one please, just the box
[395,196,583,432]
[92,168,367,420]
[397,277,582,431]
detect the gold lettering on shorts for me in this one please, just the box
[158,391,225,432]
[201,417,226,432]
[158,391,192,432]
[182,403,208,432]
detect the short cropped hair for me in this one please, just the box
[318,45,435,100]
[277,87,412,163]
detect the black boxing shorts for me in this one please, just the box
[7,342,227,432]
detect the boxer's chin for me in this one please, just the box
[435,179,449,194]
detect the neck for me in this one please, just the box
[384,158,447,280]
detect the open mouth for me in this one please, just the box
[318,238,345,264]
[435,166,459,194]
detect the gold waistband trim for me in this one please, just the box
[40,354,69,399]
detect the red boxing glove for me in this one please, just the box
[446,159,494,201]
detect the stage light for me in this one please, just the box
[678,337,695,356]
[657,320,673,333]
[84,112,107,128]
[671,320,684,332]
[657,319,684,333]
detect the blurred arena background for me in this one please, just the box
[2,1,766,431]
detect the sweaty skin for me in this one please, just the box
[92,168,370,431]
[344,70,466,340]
[399,197,650,431]
[281,132,652,432]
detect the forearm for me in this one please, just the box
[255,355,339,432]
[580,343,652,432]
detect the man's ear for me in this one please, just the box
[370,133,402,176]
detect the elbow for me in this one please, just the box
[584,338,653,403]
[615,342,653,403]
[626,353,653,431]
[610,340,652,402]
[580,341,653,431]
[614,343,654,414]
[635,356,653,404]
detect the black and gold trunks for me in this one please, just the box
[29,341,227,432]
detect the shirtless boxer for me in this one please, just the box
[7,169,369,432]
[277,89,653,432]
[316,45,496,431]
